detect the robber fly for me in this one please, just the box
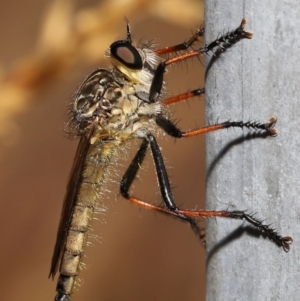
[49,19,292,301]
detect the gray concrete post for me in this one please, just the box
[205,2,299,300]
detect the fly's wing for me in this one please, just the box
[49,126,94,279]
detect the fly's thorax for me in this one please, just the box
[90,87,163,144]
[68,67,164,140]
[66,36,164,141]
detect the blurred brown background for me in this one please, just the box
[0,0,206,300]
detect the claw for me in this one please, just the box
[266,116,278,136]
[240,18,253,39]
[281,236,293,252]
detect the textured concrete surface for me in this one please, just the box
[205,1,300,300]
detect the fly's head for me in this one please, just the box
[105,20,161,102]
[66,21,163,140]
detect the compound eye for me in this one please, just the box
[110,40,143,70]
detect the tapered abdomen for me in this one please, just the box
[55,140,120,301]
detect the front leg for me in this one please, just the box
[149,18,252,102]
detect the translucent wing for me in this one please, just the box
[49,126,94,279]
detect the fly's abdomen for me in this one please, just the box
[55,141,119,300]
[56,206,92,296]
[56,208,93,299]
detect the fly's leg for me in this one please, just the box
[177,209,293,252]
[150,18,252,102]
[156,115,278,137]
[155,26,204,55]
[163,88,205,105]
[155,116,291,250]
[156,25,205,105]
[120,133,292,251]
[120,137,206,246]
